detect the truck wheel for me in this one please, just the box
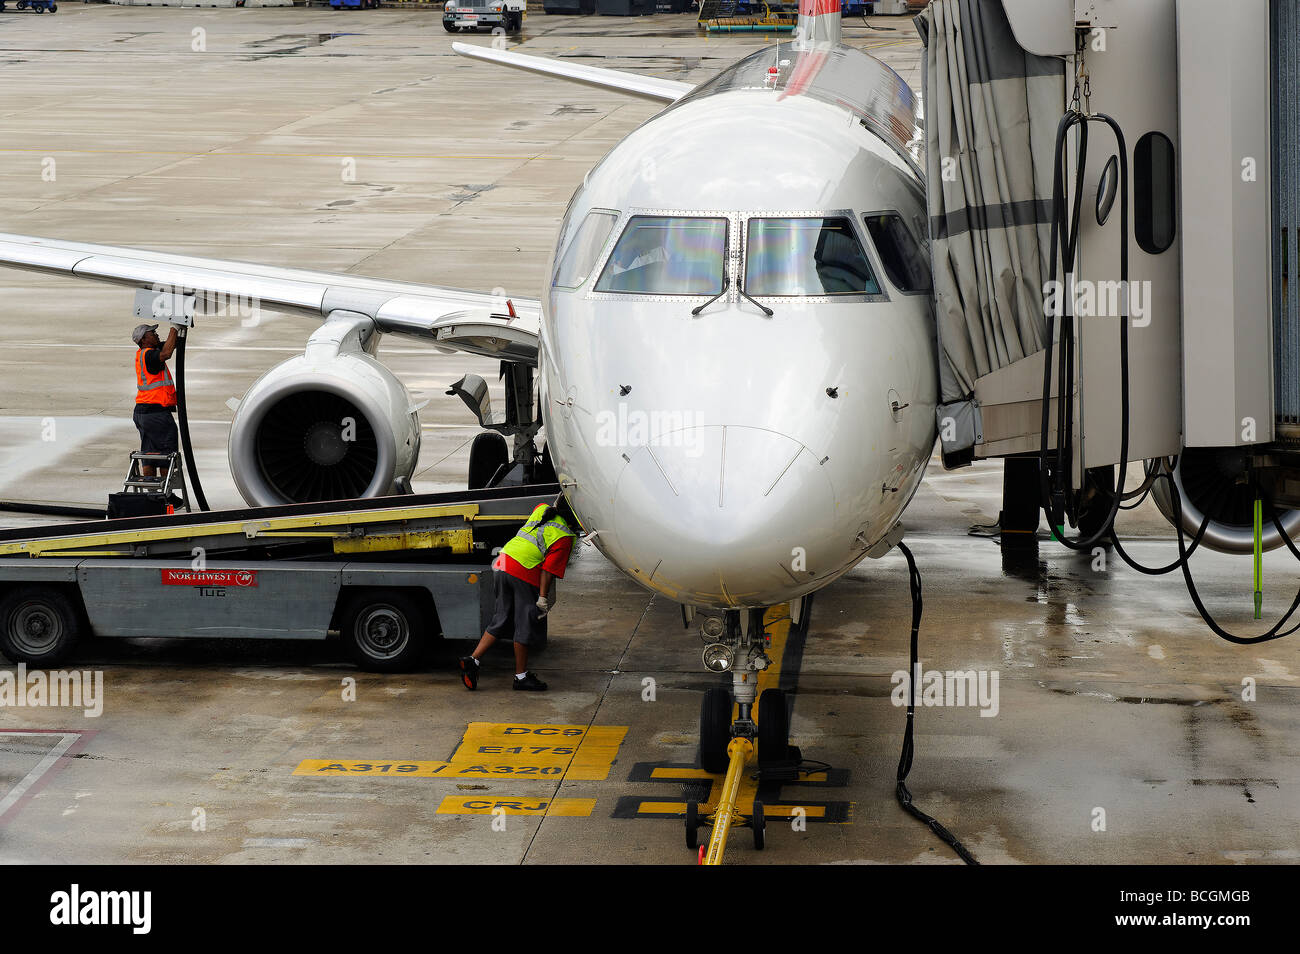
[0,587,81,667]
[340,590,425,672]
[507,10,521,31]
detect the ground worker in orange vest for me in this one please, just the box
[131,322,180,478]
[459,494,580,692]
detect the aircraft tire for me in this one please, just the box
[699,687,730,773]
[468,432,508,489]
[757,687,790,765]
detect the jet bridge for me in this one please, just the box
[917,0,1300,553]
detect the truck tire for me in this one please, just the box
[339,590,426,672]
[507,10,522,31]
[443,20,457,31]
[0,586,82,667]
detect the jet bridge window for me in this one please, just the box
[1134,132,1177,255]
[553,210,619,289]
[863,213,932,293]
[594,216,728,296]
[744,217,881,296]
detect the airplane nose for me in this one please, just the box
[611,424,840,607]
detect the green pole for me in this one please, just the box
[1254,497,1263,620]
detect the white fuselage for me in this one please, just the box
[539,42,939,609]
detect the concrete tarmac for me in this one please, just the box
[1,6,1298,865]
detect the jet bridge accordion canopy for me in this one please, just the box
[916,0,1065,409]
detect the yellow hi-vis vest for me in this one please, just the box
[502,504,575,569]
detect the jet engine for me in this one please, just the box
[1151,446,1300,555]
[228,313,421,506]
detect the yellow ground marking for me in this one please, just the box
[648,765,830,784]
[293,722,628,782]
[435,796,595,817]
[296,760,458,777]
[639,800,826,819]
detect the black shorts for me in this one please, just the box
[484,569,547,646]
[133,406,178,455]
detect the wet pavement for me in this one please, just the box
[0,7,1298,865]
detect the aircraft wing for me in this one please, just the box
[0,232,540,365]
[452,42,694,104]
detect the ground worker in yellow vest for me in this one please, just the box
[459,495,579,692]
[131,322,180,478]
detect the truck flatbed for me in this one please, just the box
[0,484,562,671]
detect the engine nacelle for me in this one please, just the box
[1152,446,1300,554]
[228,313,421,506]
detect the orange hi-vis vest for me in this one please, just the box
[135,347,177,407]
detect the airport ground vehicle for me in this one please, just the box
[0,485,557,672]
[443,0,525,32]
[0,0,58,12]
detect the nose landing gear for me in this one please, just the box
[688,603,804,863]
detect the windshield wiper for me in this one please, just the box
[691,274,730,316]
[738,285,774,316]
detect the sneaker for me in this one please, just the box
[512,671,548,692]
[459,656,479,691]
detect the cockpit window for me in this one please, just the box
[864,212,932,293]
[744,217,880,296]
[595,216,728,295]
[553,210,619,289]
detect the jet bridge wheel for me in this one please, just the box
[339,589,426,673]
[699,687,731,774]
[751,800,766,851]
[0,586,82,667]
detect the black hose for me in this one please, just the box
[1038,110,1131,550]
[174,330,211,512]
[0,501,107,519]
[1015,111,1300,664]
[894,542,979,866]
[1168,481,1300,644]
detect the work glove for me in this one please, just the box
[535,596,551,618]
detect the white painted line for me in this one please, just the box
[241,838,313,848]
[0,731,80,820]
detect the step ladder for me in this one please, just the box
[122,452,190,513]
